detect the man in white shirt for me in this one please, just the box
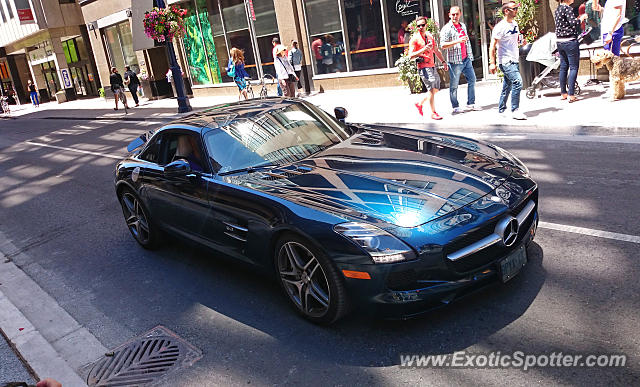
[601,0,626,56]
[489,1,526,120]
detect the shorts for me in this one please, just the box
[234,77,247,91]
[419,67,440,91]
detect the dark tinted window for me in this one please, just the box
[139,134,163,164]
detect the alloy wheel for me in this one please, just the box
[121,192,151,245]
[277,241,331,318]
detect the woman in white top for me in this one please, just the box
[274,44,299,98]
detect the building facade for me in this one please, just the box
[0,0,101,104]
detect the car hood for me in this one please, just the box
[224,129,513,228]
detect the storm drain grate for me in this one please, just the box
[85,326,202,386]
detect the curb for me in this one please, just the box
[0,232,108,387]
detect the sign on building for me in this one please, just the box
[60,69,72,89]
[14,0,35,24]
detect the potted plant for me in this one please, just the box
[143,6,187,43]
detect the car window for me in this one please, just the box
[139,134,163,164]
[204,102,347,173]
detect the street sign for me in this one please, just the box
[60,69,72,89]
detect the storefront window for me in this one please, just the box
[386,0,429,64]
[304,0,345,74]
[184,0,223,85]
[253,0,279,76]
[221,0,258,79]
[102,21,139,73]
[62,39,79,64]
[345,0,387,71]
[627,0,640,36]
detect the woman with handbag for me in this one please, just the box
[274,44,299,98]
[554,0,588,103]
[228,47,250,100]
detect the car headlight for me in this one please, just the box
[334,222,416,263]
[495,146,529,177]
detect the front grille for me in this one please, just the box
[446,188,538,274]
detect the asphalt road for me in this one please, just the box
[0,116,638,386]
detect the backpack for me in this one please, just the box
[227,60,236,78]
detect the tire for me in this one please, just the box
[259,86,268,99]
[118,188,160,249]
[274,233,349,324]
[525,87,536,99]
[247,86,254,99]
[574,82,581,96]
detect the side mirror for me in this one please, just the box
[334,107,348,122]
[164,159,191,178]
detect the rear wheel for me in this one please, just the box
[275,234,349,324]
[119,188,159,249]
[574,82,581,96]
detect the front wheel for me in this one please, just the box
[247,86,254,99]
[275,234,349,324]
[574,82,581,96]
[119,188,159,249]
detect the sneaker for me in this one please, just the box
[511,109,527,120]
[466,104,482,111]
[452,107,464,115]
[431,112,443,120]
[415,103,424,116]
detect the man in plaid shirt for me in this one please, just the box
[440,6,480,114]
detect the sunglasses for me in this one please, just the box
[506,7,518,11]
[417,23,426,27]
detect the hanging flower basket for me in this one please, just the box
[143,6,188,43]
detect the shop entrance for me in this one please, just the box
[69,65,95,97]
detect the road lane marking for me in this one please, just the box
[539,221,640,244]
[25,141,123,160]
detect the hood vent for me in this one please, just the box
[352,131,384,146]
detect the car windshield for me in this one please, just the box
[204,101,349,174]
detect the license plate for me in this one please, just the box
[499,246,527,282]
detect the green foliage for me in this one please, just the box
[499,0,540,44]
[394,54,422,93]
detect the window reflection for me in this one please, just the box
[345,0,387,71]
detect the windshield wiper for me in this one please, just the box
[218,161,277,176]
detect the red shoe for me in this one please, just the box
[431,112,443,120]
[415,103,424,116]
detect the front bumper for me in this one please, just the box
[341,212,538,319]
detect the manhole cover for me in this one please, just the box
[85,326,202,386]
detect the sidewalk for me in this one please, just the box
[2,76,639,134]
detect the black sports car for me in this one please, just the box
[115,98,538,324]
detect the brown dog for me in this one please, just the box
[591,50,640,100]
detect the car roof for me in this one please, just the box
[165,97,298,133]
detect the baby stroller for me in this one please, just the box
[525,27,593,99]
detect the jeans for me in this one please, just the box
[498,62,522,113]
[30,91,39,106]
[447,57,476,108]
[557,39,580,96]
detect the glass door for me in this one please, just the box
[479,0,501,79]
[459,0,483,79]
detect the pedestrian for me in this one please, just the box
[124,65,141,107]
[601,0,626,56]
[408,16,448,120]
[27,80,39,107]
[228,47,250,100]
[489,1,527,120]
[109,67,128,111]
[272,37,284,96]
[312,36,326,74]
[554,0,588,103]
[288,39,304,95]
[274,44,298,98]
[585,0,603,42]
[440,6,480,114]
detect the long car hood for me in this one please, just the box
[225,129,514,228]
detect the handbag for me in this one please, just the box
[415,57,425,64]
[287,73,297,82]
[227,62,236,78]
